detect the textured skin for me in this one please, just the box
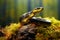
[0,7,44,40]
[19,7,43,25]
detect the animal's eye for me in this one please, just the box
[36,8,40,9]
[34,8,40,10]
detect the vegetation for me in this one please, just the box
[36,17,60,40]
[0,17,60,40]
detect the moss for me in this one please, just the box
[0,17,60,40]
[36,17,60,40]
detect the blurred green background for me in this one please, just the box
[0,0,60,26]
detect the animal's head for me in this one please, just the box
[32,7,44,13]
